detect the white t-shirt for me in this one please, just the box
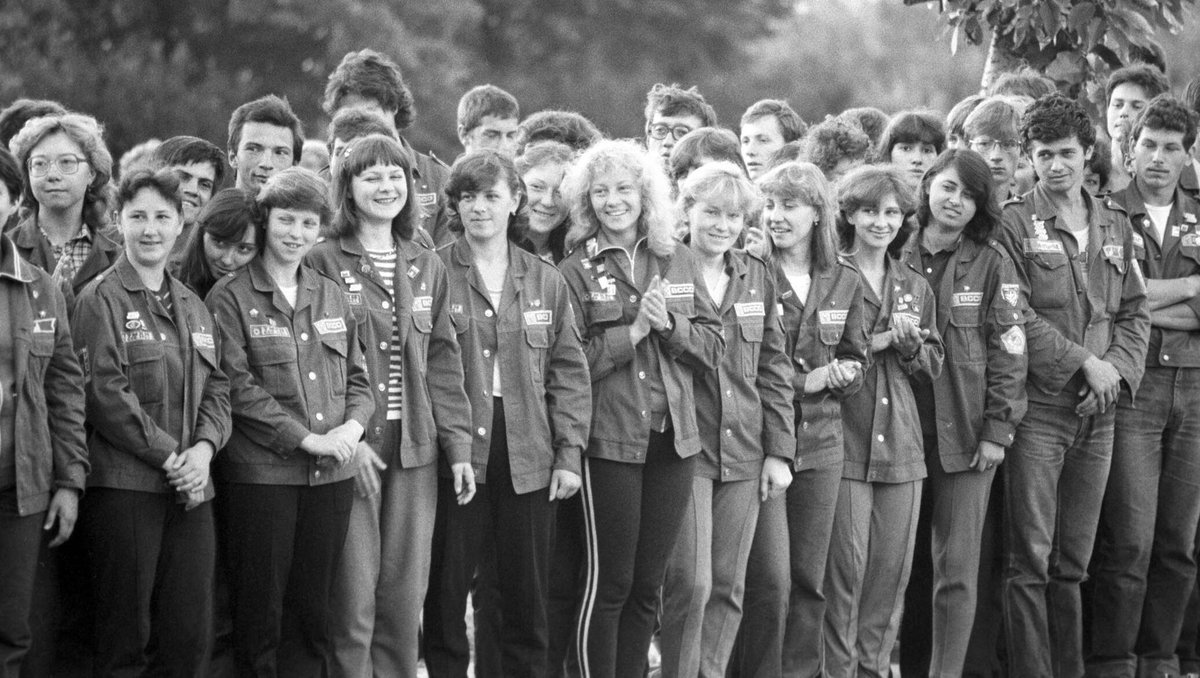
[488,287,503,398]
[1145,202,1173,246]
[786,272,812,305]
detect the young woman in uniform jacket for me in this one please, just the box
[557,139,725,678]
[71,169,231,675]
[422,150,591,677]
[824,165,944,678]
[895,149,1028,677]
[305,134,474,678]
[656,162,795,678]
[0,230,88,674]
[8,113,122,308]
[205,167,376,677]
[731,161,871,678]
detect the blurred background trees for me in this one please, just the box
[1,0,1197,164]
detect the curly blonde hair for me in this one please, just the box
[562,139,676,257]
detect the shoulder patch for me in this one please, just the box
[1000,325,1025,355]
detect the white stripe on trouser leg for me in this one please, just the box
[576,457,600,678]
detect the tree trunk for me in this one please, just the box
[980,29,1023,93]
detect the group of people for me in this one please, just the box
[1,45,1200,678]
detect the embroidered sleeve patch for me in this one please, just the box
[1000,325,1026,355]
[1001,284,1020,307]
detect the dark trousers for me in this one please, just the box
[0,491,42,678]
[83,488,215,678]
[220,479,353,678]
[962,468,1006,678]
[548,493,585,678]
[424,400,556,678]
[577,431,695,678]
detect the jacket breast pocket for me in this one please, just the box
[739,320,763,379]
[320,335,349,395]
[949,305,986,363]
[126,342,166,405]
[525,326,550,383]
[818,324,842,362]
[247,341,298,399]
[1103,255,1128,314]
[587,300,624,328]
[1025,252,1071,309]
[413,311,434,334]
[665,296,695,317]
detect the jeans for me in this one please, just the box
[0,491,42,678]
[1003,401,1115,678]
[727,492,788,678]
[1089,368,1200,678]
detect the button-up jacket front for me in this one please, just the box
[306,234,473,469]
[72,256,231,494]
[901,235,1028,472]
[995,184,1150,404]
[206,259,375,486]
[439,238,591,493]
[559,236,725,463]
[841,255,944,483]
[692,249,795,482]
[0,235,88,516]
[777,256,871,472]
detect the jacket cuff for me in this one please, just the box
[270,420,310,459]
[553,446,583,477]
[55,461,88,493]
[604,325,637,365]
[444,442,473,467]
[980,419,1017,448]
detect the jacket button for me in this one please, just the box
[485,309,494,318]
[308,372,318,380]
[477,427,487,436]
[629,295,638,303]
[723,468,730,476]
[381,301,390,310]
[638,371,646,379]
[1163,354,1171,361]
[379,341,388,350]
[725,389,732,397]
[378,383,386,391]
[300,332,309,341]
[876,434,885,442]
[881,397,889,405]
[374,427,382,435]
[315,413,324,421]
[640,410,648,419]
[725,429,733,437]
[483,349,492,357]
[315,470,321,478]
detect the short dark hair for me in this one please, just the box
[878,110,947,160]
[254,167,332,248]
[1184,78,1200,118]
[988,68,1056,99]
[741,99,807,143]
[152,136,226,188]
[116,167,183,214]
[327,107,396,149]
[457,85,520,132]
[1105,63,1170,107]
[669,127,745,184]
[226,95,304,162]
[1126,94,1198,157]
[0,98,68,150]
[644,83,718,128]
[444,149,528,240]
[1021,93,1096,151]
[835,164,917,258]
[179,187,256,295]
[916,149,1001,244]
[323,49,416,131]
[802,117,872,176]
[330,134,418,242]
[517,110,604,153]
[0,148,21,207]
[838,107,890,147]
[1087,137,1112,191]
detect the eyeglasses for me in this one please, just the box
[968,138,1021,153]
[647,123,694,141]
[28,155,88,177]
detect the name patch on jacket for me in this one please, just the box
[1024,238,1064,254]
[664,283,694,298]
[1102,244,1124,260]
[345,292,363,306]
[891,312,922,327]
[818,309,848,325]
[192,332,215,349]
[412,296,433,313]
[314,318,347,335]
[33,318,56,333]
[417,192,438,208]
[734,302,765,317]
[952,292,983,307]
[249,324,291,339]
[1182,234,1200,248]
[586,291,615,302]
[122,330,156,343]
[524,310,553,326]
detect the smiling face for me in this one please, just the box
[121,187,183,271]
[890,141,939,187]
[589,167,642,242]
[230,121,296,191]
[522,161,568,236]
[762,192,817,253]
[203,227,258,279]
[262,207,320,269]
[171,161,218,224]
[458,177,519,244]
[1130,126,1190,194]
[687,199,745,258]
[28,132,94,214]
[351,162,408,228]
[848,193,904,254]
[741,116,786,180]
[1029,136,1091,198]
[927,166,977,234]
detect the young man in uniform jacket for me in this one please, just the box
[993,94,1150,678]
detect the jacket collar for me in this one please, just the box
[0,234,32,283]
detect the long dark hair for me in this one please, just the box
[178,187,256,297]
[915,149,1001,244]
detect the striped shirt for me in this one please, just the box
[366,247,404,420]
